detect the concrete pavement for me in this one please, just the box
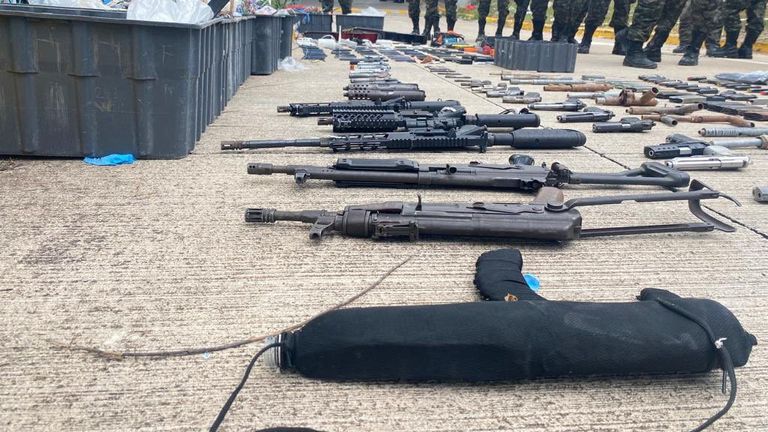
[1,12,767,432]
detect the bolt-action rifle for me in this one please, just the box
[244,180,738,242]
[247,157,690,192]
[221,125,586,153]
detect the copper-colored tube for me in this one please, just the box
[543,83,613,92]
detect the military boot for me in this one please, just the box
[623,40,657,69]
[447,17,456,32]
[578,24,598,53]
[709,31,739,58]
[679,31,706,66]
[411,16,420,34]
[566,27,578,44]
[477,18,487,40]
[511,15,523,39]
[739,29,760,59]
[705,37,719,56]
[550,20,562,41]
[529,19,544,40]
[643,30,670,63]
[612,27,627,55]
[672,44,688,53]
[422,17,433,39]
[494,15,506,36]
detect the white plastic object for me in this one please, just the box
[278,57,306,72]
[354,6,385,16]
[317,35,337,50]
[127,0,213,24]
[29,0,110,9]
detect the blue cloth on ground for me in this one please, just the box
[83,154,136,166]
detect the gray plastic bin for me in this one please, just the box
[279,15,296,59]
[335,14,384,33]
[0,5,253,159]
[493,38,577,73]
[296,12,332,33]
[251,15,281,75]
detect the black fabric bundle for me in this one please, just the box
[280,249,755,382]
[212,249,757,431]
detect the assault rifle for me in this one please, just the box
[247,157,690,192]
[277,98,462,117]
[317,108,541,133]
[221,125,586,153]
[244,180,738,242]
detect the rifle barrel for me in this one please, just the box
[221,139,323,150]
[245,208,327,223]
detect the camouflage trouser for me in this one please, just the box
[688,0,723,35]
[627,0,686,42]
[425,0,458,22]
[576,0,613,29]
[650,0,687,33]
[610,0,635,29]
[408,0,420,20]
[677,0,724,45]
[514,0,549,23]
[722,0,766,34]
[321,0,352,14]
[478,0,511,22]
[553,0,590,33]
[678,0,693,42]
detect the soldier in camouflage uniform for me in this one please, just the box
[408,0,421,33]
[710,0,766,58]
[616,0,687,68]
[552,0,589,42]
[511,0,549,40]
[679,0,723,65]
[673,0,693,51]
[567,0,635,54]
[422,0,458,37]
[639,0,687,62]
[321,0,352,14]
[671,1,723,55]
[575,0,612,53]
[610,0,635,54]
[478,0,511,38]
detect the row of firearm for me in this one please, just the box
[208,52,757,432]
[421,66,767,171]
[221,56,741,243]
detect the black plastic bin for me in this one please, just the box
[0,5,253,159]
[335,14,384,33]
[296,12,332,33]
[251,14,281,75]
